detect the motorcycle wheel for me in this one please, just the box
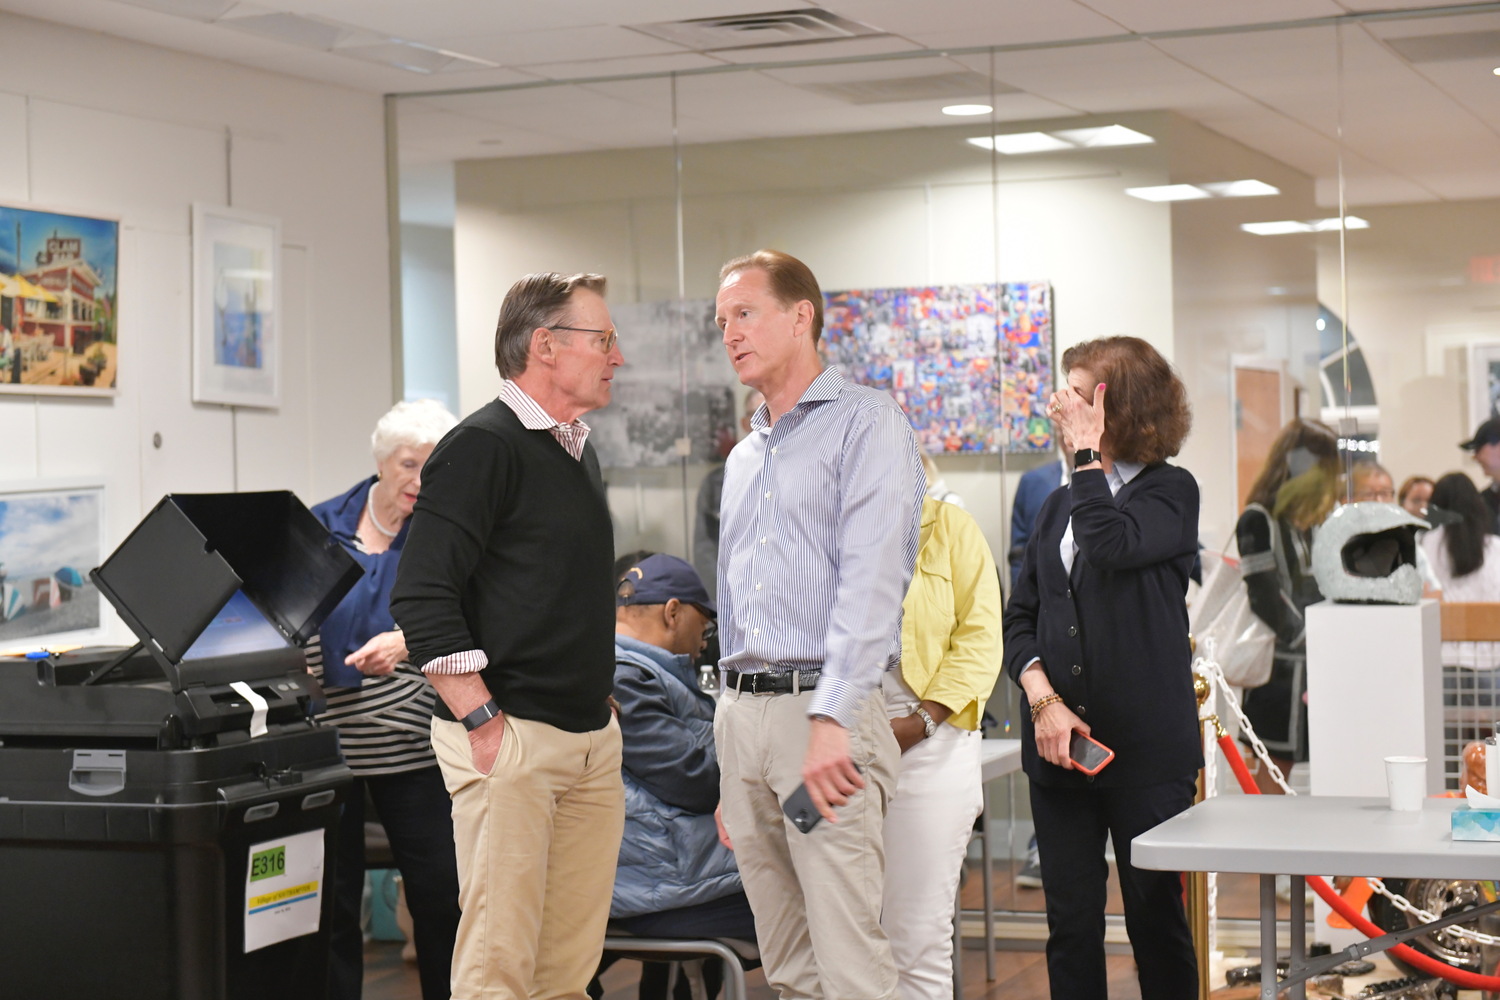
[1365,877,1486,976]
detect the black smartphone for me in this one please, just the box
[782,764,863,834]
[1068,730,1115,776]
[782,782,822,833]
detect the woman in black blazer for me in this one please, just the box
[1003,335,1200,1000]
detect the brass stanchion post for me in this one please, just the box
[1190,670,1214,1000]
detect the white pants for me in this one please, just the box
[880,673,984,1000]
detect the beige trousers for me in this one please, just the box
[431,713,624,1000]
[714,687,900,1000]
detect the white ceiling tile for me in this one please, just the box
[431,24,689,66]
[1315,173,1438,207]
[526,51,727,82]
[761,54,971,85]
[1079,0,1343,33]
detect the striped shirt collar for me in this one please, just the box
[749,367,847,431]
[497,379,591,461]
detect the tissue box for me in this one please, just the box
[1452,807,1500,841]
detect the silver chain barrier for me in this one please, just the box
[1197,640,1500,946]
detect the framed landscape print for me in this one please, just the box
[192,203,281,408]
[0,481,107,652]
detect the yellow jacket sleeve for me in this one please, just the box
[900,499,1004,729]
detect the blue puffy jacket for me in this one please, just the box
[610,635,741,918]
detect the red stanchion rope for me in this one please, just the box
[1213,733,1500,991]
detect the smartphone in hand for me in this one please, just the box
[783,782,822,833]
[782,764,864,834]
[1068,731,1114,776]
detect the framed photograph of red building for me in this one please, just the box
[0,202,120,396]
[192,203,281,408]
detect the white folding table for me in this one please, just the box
[1133,795,1500,1000]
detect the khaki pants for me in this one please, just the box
[431,713,624,1000]
[714,687,899,1000]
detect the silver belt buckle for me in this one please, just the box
[791,671,801,695]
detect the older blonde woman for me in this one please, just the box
[882,492,1002,1000]
[310,398,461,1000]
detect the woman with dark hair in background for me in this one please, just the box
[1003,335,1200,1000]
[1237,418,1340,794]
[1424,473,1500,672]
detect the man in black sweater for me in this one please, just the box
[391,271,626,1000]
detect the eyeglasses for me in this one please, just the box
[549,325,618,354]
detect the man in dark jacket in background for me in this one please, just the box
[601,553,756,999]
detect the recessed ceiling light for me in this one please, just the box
[1241,216,1370,235]
[942,104,993,116]
[966,124,1156,156]
[1242,220,1312,235]
[1126,179,1280,202]
[1493,67,1500,75]
[1200,179,1280,198]
[1051,125,1155,148]
[1125,184,1212,202]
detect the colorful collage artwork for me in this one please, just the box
[821,282,1054,454]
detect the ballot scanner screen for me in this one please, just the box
[181,589,289,661]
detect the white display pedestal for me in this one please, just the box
[1303,598,1442,947]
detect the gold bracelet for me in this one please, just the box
[1029,693,1062,722]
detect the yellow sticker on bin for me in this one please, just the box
[247,881,319,914]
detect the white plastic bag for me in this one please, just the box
[1189,550,1275,688]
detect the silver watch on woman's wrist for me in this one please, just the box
[912,704,938,739]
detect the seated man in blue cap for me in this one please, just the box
[603,553,756,1000]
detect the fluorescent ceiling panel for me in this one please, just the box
[1051,124,1155,147]
[1199,179,1280,197]
[966,132,1071,154]
[1124,184,1211,202]
[1242,216,1371,235]
[1242,220,1313,235]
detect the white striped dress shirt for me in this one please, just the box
[717,367,924,728]
[421,378,590,676]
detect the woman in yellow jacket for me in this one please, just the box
[881,493,1003,1000]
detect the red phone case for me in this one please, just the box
[1069,731,1115,776]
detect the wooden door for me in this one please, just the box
[1235,367,1284,512]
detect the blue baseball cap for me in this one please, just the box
[616,553,716,618]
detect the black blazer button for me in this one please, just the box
[1066,589,1072,599]
[1068,626,1078,637]
[1071,664,1082,676]
[1076,705,1087,715]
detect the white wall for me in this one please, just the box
[0,13,392,641]
[399,161,459,412]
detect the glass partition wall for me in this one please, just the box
[389,3,1500,940]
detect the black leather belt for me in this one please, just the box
[723,668,821,694]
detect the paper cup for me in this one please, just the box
[1385,756,1427,811]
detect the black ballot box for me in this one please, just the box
[0,491,363,1000]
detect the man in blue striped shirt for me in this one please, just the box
[711,249,923,999]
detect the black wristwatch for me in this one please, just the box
[460,699,501,732]
[1074,448,1102,467]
